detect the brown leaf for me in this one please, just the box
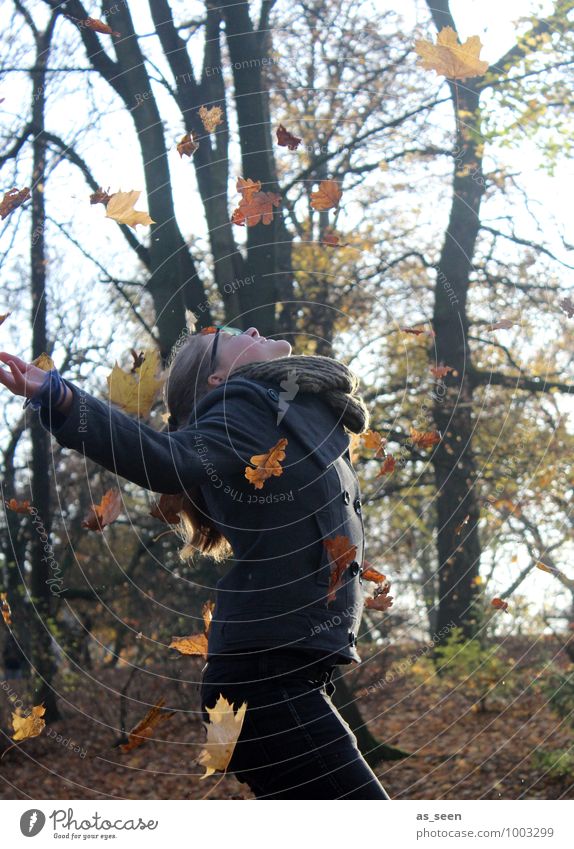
[323,534,357,604]
[414,26,489,81]
[361,562,387,583]
[376,454,396,476]
[0,187,30,220]
[360,429,387,458]
[169,634,209,656]
[198,105,224,133]
[558,297,574,318]
[430,363,454,379]
[231,177,281,227]
[245,438,288,489]
[491,597,510,614]
[82,16,121,37]
[198,695,247,778]
[276,123,302,150]
[177,131,199,158]
[1,592,12,626]
[11,704,46,741]
[365,582,394,611]
[310,179,342,211]
[119,697,175,753]
[81,488,122,531]
[409,427,441,449]
[4,498,31,514]
[400,324,436,337]
[484,318,518,331]
[0,311,12,326]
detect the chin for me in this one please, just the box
[272,340,292,357]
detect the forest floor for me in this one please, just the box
[0,637,571,800]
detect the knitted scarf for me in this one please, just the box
[227,354,370,435]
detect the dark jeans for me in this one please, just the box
[200,648,390,799]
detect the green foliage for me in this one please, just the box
[432,626,515,712]
[531,748,574,780]
[539,668,574,726]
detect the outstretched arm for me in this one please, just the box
[0,352,277,495]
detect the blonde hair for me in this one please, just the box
[160,312,233,564]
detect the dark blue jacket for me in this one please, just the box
[38,374,367,665]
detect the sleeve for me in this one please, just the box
[37,377,277,495]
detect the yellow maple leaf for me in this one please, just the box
[31,352,55,371]
[198,694,247,778]
[105,190,155,229]
[11,704,46,741]
[415,26,489,81]
[106,347,164,417]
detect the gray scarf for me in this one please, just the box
[227,354,370,435]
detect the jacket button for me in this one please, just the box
[343,490,350,504]
[267,388,279,401]
[353,498,362,514]
[349,560,360,576]
[349,630,357,646]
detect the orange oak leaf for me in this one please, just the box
[276,123,302,150]
[82,16,121,37]
[414,26,489,81]
[310,179,342,211]
[0,187,30,220]
[150,493,186,525]
[177,131,199,158]
[169,601,215,658]
[1,592,12,626]
[361,561,387,583]
[245,438,288,489]
[231,176,282,227]
[119,697,176,753]
[81,488,122,532]
[320,229,348,247]
[198,105,223,133]
[409,427,441,449]
[376,454,396,476]
[430,363,454,379]
[4,498,31,514]
[491,597,509,614]
[323,534,357,604]
[360,429,387,458]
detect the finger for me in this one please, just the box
[0,352,26,370]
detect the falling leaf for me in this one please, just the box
[484,318,518,331]
[320,229,348,247]
[106,347,164,417]
[11,704,46,741]
[558,297,574,318]
[414,26,489,81]
[454,514,470,535]
[198,694,247,778]
[150,493,186,525]
[491,597,509,614]
[0,187,30,220]
[490,498,521,517]
[535,561,561,577]
[4,498,31,513]
[31,352,55,371]
[198,105,223,133]
[376,454,396,476]
[0,311,12,326]
[119,697,176,753]
[310,179,342,211]
[365,582,393,611]
[81,488,122,532]
[128,349,145,372]
[361,562,387,583]
[430,363,454,379]
[177,131,199,158]
[91,188,155,229]
[245,438,288,489]
[409,427,441,449]
[323,534,357,604]
[360,429,387,458]
[1,592,12,626]
[82,16,121,37]
[400,324,436,337]
[231,176,281,227]
[276,123,302,150]
[169,600,215,658]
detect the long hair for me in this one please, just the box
[159,319,233,564]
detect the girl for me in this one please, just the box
[0,325,391,799]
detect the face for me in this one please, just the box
[207,326,292,389]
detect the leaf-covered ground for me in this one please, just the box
[0,640,571,800]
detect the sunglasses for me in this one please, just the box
[200,325,244,372]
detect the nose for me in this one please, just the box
[244,327,260,339]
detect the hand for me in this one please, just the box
[0,352,52,402]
